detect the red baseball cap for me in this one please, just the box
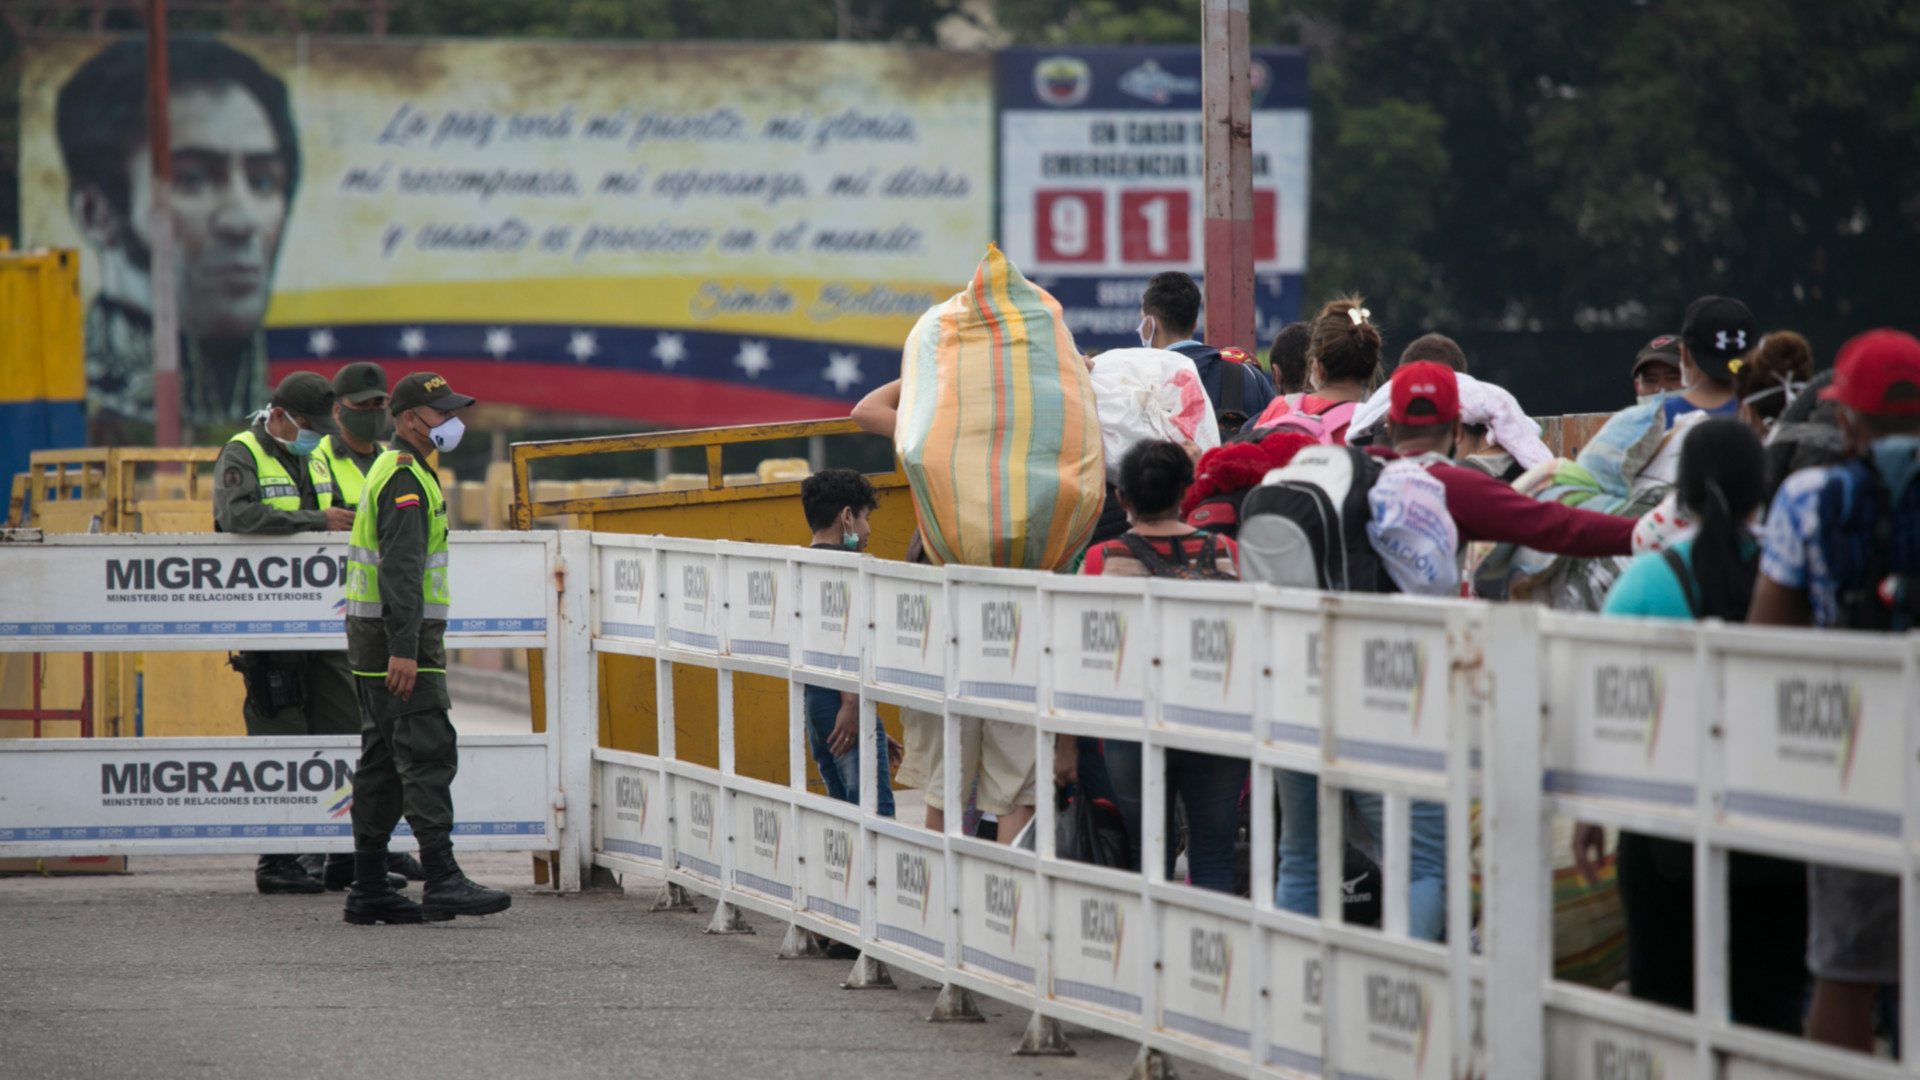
[1389,360,1460,426]
[1820,329,1920,416]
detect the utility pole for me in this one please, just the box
[1201,0,1256,354]
[145,0,181,448]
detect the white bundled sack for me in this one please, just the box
[1088,347,1220,481]
[1366,457,1459,596]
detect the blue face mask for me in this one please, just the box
[276,423,324,457]
[1869,435,1920,505]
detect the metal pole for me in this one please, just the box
[1201,0,1256,354]
[144,0,182,448]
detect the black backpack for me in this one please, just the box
[1116,532,1237,581]
[1236,444,1396,593]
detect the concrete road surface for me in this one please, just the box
[0,854,1223,1080]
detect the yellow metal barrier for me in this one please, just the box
[510,418,912,793]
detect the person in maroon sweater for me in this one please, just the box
[1377,361,1635,558]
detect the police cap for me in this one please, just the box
[389,372,477,416]
[332,361,390,404]
[270,372,342,434]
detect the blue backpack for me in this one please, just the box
[1815,459,1920,630]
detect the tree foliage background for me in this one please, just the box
[6,0,1917,377]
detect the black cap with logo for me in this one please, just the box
[1631,334,1683,377]
[389,371,477,416]
[270,372,342,434]
[332,361,390,404]
[1680,295,1758,377]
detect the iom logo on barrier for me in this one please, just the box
[688,788,715,850]
[1775,678,1862,785]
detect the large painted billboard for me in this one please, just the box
[997,46,1309,353]
[18,36,995,431]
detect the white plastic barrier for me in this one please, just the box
[584,533,1920,1080]
[0,531,597,887]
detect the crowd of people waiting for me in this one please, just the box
[811,269,1916,1059]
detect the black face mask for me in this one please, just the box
[339,406,392,444]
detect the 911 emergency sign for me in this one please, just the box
[998,46,1309,351]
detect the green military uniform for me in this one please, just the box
[216,372,357,895]
[340,371,509,925]
[213,412,358,740]
[313,433,381,511]
[345,446,457,850]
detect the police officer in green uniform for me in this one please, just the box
[215,372,400,894]
[341,372,511,924]
[291,362,430,887]
[313,361,392,512]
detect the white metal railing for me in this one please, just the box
[583,532,1919,1080]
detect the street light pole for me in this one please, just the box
[1202,0,1256,354]
[145,0,181,448]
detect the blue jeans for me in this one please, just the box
[1104,742,1247,893]
[803,685,894,817]
[1276,769,1445,940]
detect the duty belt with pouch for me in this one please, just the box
[229,652,307,712]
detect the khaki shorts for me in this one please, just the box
[895,706,1036,815]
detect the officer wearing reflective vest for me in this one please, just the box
[313,362,391,511]
[340,372,511,924]
[213,372,405,896]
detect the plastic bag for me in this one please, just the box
[1365,457,1459,595]
[1088,347,1219,481]
[1052,792,1129,868]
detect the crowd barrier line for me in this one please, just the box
[2,527,1914,1078]
[582,533,1920,1080]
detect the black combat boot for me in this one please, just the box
[343,850,426,925]
[296,853,326,877]
[386,851,427,881]
[256,853,325,895]
[419,840,512,920]
[323,852,407,892]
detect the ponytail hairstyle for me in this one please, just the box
[1729,330,1814,432]
[1117,439,1196,520]
[1307,294,1383,389]
[1676,419,1767,621]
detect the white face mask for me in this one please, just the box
[426,413,465,452]
[1137,315,1156,348]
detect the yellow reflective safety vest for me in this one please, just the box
[343,450,450,621]
[229,429,332,511]
[312,434,377,511]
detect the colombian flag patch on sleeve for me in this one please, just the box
[394,493,422,509]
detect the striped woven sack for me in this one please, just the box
[896,245,1105,569]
